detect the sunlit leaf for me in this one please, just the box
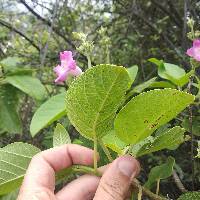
[115,89,195,144]
[53,123,71,147]
[102,130,126,154]
[131,126,186,157]
[126,65,138,84]
[66,64,130,140]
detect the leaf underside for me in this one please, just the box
[53,123,71,147]
[131,126,185,157]
[66,64,131,140]
[0,143,40,195]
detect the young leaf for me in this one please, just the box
[126,65,138,83]
[149,58,191,86]
[131,126,186,157]
[102,130,126,155]
[66,64,130,140]
[0,142,40,195]
[178,192,200,200]
[145,156,175,189]
[0,85,22,133]
[30,92,66,137]
[5,75,47,101]
[53,123,71,147]
[115,89,195,144]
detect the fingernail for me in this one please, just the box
[117,156,138,177]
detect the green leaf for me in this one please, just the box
[126,65,138,83]
[182,117,200,136]
[0,142,40,195]
[115,89,195,144]
[159,63,192,86]
[0,57,21,72]
[178,192,200,200]
[148,58,163,67]
[133,77,157,93]
[126,77,157,100]
[5,75,47,101]
[0,190,18,200]
[149,58,191,86]
[131,126,186,157]
[30,92,66,137]
[102,130,126,154]
[0,85,22,133]
[53,123,71,147]
[145,156,175,189]
[66,64,130,140]
[149,81,176,89]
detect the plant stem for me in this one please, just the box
[138,184,143,200]
[87,55,92,68]
[99,139,113,162]
[93,135,98,173]
[56,164,167,200]
[187,60,195,190]
[172,170,187,193]
[106,45,110,63]
[156,179,160,195]
[133,179,167,200]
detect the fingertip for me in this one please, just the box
[116,155,140,178]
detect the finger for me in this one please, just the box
[94,155,140,200]
[55,164,109,200]
[56,175,100,200]
[18,144,94,197]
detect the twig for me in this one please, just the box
[156,179,160,195]
[187,65,195,190]
[57,164,168,200]
[99,139,113,162]
[0,19,40,51]
[172,170,188,193]
[19,0,74,48]
[133,179,168,200]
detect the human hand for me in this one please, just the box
[17,144,140,200]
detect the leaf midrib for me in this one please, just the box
[92,71,121,137]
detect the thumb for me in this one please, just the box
[94,156,140,200]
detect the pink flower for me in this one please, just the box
[54,51,82,83]
[186,39,200,61]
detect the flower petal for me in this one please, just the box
[193,39,200,47]
[186,48,194,57]
[60,51,73,61]
[69,66,83,76]
[194,54,200,62]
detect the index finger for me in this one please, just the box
[20,144,95,192]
